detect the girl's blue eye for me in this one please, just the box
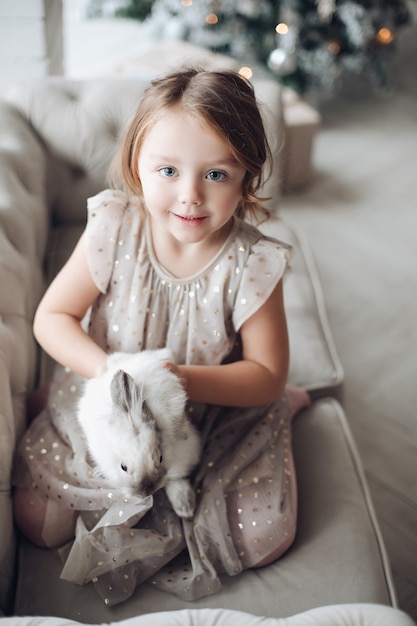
[207,171,227,182]
[160,167,177,177]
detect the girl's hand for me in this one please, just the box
[163,361,189,393]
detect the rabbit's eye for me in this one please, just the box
[121,463,128,472]
[159,455,163,464]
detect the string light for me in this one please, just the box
[239,66,253,80]
[376,27,394,44]
[275,23,289,35]
[328,40,341,54]
[206,13,219,25]
[181,0,193,6]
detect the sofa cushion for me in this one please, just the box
[13,399,395,621]
[261,218,343,396]
[0,103,50,613]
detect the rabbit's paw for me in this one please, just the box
[165,478,196,519]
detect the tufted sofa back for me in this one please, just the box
[0,76,283,613]
[5,78,152,225]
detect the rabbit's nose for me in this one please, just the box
[139,477,158,497]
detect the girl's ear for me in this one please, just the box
[110,369,141,413]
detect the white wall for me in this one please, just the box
[0,0,63,93]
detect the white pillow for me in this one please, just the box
[1,604,414,626]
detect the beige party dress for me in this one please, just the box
[15,189,299,606]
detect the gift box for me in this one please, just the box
[282,87,321,190]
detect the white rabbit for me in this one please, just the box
[77,348,201,518]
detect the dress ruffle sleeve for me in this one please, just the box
[232,235,292,331]
[85,189,129,293]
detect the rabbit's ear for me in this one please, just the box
[110,369,141,413]
[172,415,189,441]
[142,400,156,425]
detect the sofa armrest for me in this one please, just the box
[0,101,50,613]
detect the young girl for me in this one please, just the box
[13,68,309,606]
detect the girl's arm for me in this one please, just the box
[33,233,107,379]
[171,279,289,407]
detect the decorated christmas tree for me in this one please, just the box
[85,0,412,95]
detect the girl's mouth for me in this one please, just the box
[173,213,208,225]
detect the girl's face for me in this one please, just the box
[138,109,246,249]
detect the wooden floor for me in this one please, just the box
[280,17,417,620]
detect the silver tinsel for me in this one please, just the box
[316,0,336,22]
[337,2,374,47]
[298,47,341,91]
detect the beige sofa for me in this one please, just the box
[0,75,414,626]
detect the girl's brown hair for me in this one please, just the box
[109,68,272,223]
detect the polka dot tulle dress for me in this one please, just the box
[14,189,301,606]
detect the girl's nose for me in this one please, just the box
[178,178,203,206]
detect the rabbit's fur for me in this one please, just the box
[77,349,201,518]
